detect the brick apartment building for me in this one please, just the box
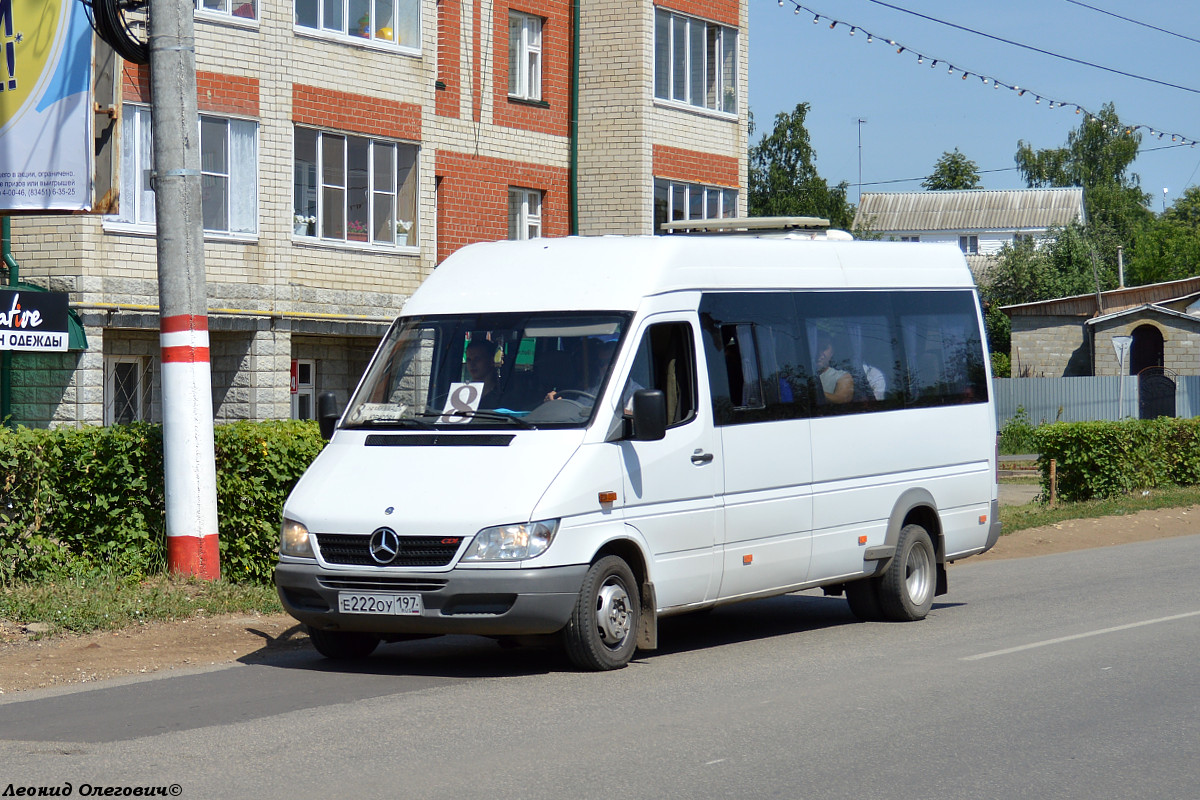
[6,0,748,427]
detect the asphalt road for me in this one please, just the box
[2,535,1197,800]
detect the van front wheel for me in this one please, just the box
[879,524,936,621]
[563,556,640,671]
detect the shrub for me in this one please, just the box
[999,406,1036,454]
[0,421,324,585]
[1032,417,1200,502]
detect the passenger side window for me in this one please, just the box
[624,322,697,427]
[700,293,809,425]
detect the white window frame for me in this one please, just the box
[294,0,421,52]
[195,0,258,25]
[106,105,259,238]
[508,12,543,102]
[105,357,151,426]
[959,234,979,255]
[654,8,737,115]
[292,359,316,420]
[293,126,419,249]
[508,187,542,240]
[654,178,737,232]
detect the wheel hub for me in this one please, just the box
[596,580,632,646]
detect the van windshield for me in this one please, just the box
[343,312,631,430]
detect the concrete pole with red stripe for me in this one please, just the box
[150,0,221,579]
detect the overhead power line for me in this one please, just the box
[1063,0,1200,47]
[863,0,1200,95]
[776,2,1199,147]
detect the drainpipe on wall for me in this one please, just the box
[569,0,580,235]
[2,216,17,427]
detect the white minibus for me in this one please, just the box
[275,231,1001,670]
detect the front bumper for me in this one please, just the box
[274,561,588,637]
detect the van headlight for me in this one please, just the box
[280,518,315,558]
[461,519,559,562]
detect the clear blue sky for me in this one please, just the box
[748,0,1200,211]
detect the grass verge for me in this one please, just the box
[999,483,1200,535]
[1,572,282,639]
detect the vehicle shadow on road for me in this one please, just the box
[239,591,947,678]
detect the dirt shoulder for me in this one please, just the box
[3,506,1199,695]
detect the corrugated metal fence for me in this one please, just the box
[994,376,1200,428]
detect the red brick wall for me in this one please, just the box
[122,66,258,115]
[293,85,422,141]
[197,73,259,116]
[436,150,569,263]
[493,1,571,137]
[653,145,739,188]
[655,0,739,27]
[436,0,462,118]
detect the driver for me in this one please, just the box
[464,338,504,409]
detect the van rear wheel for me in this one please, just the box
[879,524,936,621]
[563,556,640,671]
[307,626,380,660]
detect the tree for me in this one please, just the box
[922,149,981,191]
[1015,102,1152,245]
[749,102,854,228]
[978,223,1116,373]
[1126,187,1200,285]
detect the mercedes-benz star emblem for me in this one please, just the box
[368,527,401,565]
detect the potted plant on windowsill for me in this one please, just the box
[396,218,412,246]
[293,214,315,236]
[347,219,369,242]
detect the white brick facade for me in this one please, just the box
[4,0,748,427]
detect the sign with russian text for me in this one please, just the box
[0,0,94,212]
[0,288,69,351]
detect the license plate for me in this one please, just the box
[337,592,423,615]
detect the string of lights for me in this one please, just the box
[777,0,1199,148]
[863,0,1200,94]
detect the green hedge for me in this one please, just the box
[0,421,324,585]
[1032,417,1200,503]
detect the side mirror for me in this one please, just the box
[317,392,340,440]
[630,389,667,441]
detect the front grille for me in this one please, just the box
[318,576,449,592]
[315,533,463,567]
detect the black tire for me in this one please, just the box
[845,578,885,621]
[879,524,936,621]
[563,556,640,671]
[307,626,380,660]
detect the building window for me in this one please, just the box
[653,178,737,233]
[105,357,151,425]
[196,0,257,21]
[109,106,258,235]
[959,234,979,254]
[508,12,542,101]
[294,0,420,49]
[653,8,737,114]
[292,359,316,420]
[293,127,419,247]
[900,235,920,242]
[508,187,542,240]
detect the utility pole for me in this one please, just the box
[857,118,867,205]
[149,0,220,579]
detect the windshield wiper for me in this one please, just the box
[415,409,537,429]
[347,416,435,430]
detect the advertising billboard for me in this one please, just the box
[0,0,94,212]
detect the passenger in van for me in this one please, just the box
[816,335,855,404]
[465,338,504,408]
